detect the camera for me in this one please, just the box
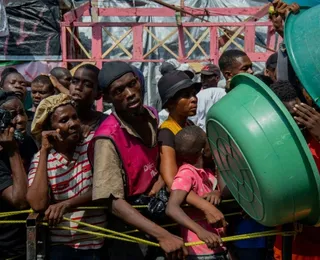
[0,108,25,143]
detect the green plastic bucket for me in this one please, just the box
[206,74,320,227]
[285,6,320,107]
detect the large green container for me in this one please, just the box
[285,5,320,107]
[206,74,320,227]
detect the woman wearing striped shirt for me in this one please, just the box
[26,94,106,260]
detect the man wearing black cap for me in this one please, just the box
[191,64,226,131]
[264,52,278,82]
[88,61,187,259]
[200,64,221,89]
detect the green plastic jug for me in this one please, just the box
[206,74,320,227]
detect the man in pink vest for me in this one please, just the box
[88,61,187,259]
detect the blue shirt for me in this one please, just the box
[233,217,269,248]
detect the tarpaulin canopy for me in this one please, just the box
[0,0,61,60]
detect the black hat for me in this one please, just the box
[200,64,221,76]
[266,52,278,70]
[98,61,134,91]
[157,70,202,108]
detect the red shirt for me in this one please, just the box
[274,136,320,257]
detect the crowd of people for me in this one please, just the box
[0,0,320,260]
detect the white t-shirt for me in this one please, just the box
[190,87,226,131]
[159,109,169,126]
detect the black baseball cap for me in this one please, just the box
[98,61,134,91]
[266,52,278,70]
[157,70,202,108]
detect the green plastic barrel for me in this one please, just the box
[285,5,320,107]
[206,74,320,227]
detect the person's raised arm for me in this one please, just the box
[27,130,62,211]
[0,128,28,209]
[272,0,300,20]
[294,103,320,141]
[49,75,70,95]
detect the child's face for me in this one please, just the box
[69,68,100,108]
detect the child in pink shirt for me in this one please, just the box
[166,126,228,260]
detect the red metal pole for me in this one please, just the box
[209,27,219,64]
[61,25,68,68]
[244,25,256,53]
[266,26,276,53]
[178,26,186,62]
[92,24,103,111]
[132,25,144,60]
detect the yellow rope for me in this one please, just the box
[0,209,33,218]
[124,212,241,234]
[40,222,158,246]
[0,199,236,217]
[77,199,236,210]
[76,206,107,210]
[0,212,241,229]
[43,220,296,248]
[0,220,26,224]
[0,199,297,248]
[0,219,297,248]
[187,230,297,247]
[0,212,240,227]
[63,217,158,246]
[5,253,25,260]
[62,217,297,247]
